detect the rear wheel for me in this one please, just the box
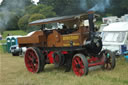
[72,54,88,76]
[53,52,65,67]
[24,47,45,73]
[100,50,116,70]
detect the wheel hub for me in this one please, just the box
[32,58,36,64]
[76,64,81,69]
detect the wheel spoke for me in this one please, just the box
[25,48,39,73]
[35,59,38,63]
[104,64,107,69]
[73,59,78,64]
[107,59,112,64]
[28,62,33,68]
[28,56,33,61]
[101,50,115,70]
[72,54,88,76]
[76,57,81,64]
[74,67,78,72]
[80,69,84,75]
[80,64,84,69]
[30,62,35,72]
[107,64,109,69]
[108,63,112,69]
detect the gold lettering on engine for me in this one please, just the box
[63,35,79,40]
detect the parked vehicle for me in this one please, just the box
[102,22,128,55]
[10,45,27,56]
[18,12,116,76]
[102,16,119,24]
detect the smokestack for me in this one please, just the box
[88,11,95,38]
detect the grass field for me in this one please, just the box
[2,30,27,39]
[0,52,128,85]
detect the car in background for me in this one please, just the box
[10,45,27,56]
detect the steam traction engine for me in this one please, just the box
[18,12,116,76]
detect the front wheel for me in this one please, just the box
[100,50,116,70]
[24,47,45,73]
[72,53,88,76]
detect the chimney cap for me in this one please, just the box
[88,11,95,14]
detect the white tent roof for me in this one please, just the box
[103,22,128,31]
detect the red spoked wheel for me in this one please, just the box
[24,47,45,73]
[53,52,65,67]
[100,50,116,70]
[72,54,88,76]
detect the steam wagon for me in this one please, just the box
[18,12,116,76]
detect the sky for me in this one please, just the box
[0,0,2,4]
[32,0,39,4]
[0,0,39,5]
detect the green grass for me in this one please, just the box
[0,53,128,85]
[0,39,6,43]
[2,30,27,39]
[0,44,8,54]
[0,45,3,53]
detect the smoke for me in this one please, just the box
[80,0,110,12]
[0,0,29,32]
[89,0,110,12]
[0,8,10,31]
[80,0,87,11]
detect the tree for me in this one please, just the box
[39,0,128,16]
[120,0,128,15]
[108,0,128,16]
[7,12,19,30]
[39,0,82,15]
[18,14,30,31]
[26,4,56,17]
[25,13,46,32]
[28,13,46,22]
[18,13,45,32]
[39,0,109,15]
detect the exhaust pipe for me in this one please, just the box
[85,11,102,54]
[88,11,95,39]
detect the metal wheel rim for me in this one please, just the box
[103,51,113,70]
[72,56,85,76]
[25,48,39,73]
[54,53,60,64]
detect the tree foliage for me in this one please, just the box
[39,0,128,16]
[26,4,56,17]
[28,13,46,22]
[39,0,82,15]
[18,14,30,31]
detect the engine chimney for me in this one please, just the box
[88,11,95,39]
